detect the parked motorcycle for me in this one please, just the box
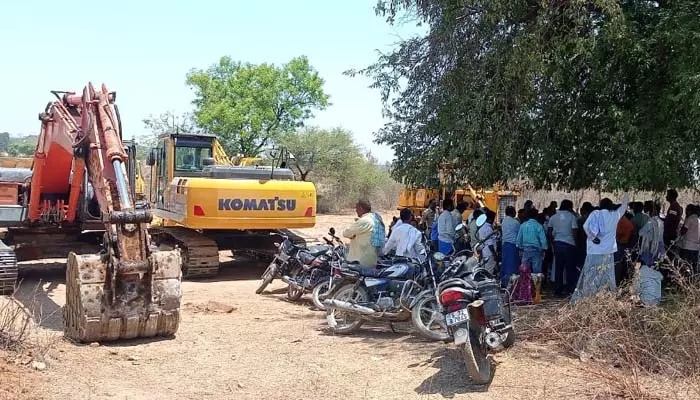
[255,231,334,296]
[282,229,347,310]
[436,214,514,384]
[323,241,449,335]
[411,218,500,342]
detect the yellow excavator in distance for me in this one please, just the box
[145,133,316,278]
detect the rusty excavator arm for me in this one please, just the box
[39,83,183,342]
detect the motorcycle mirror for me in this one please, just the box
[329,227,336,236]
[476,214,487,228]
[433,252,446,262]
[455,223,464,232]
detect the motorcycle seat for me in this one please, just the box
[346,265,384,278]
[306,244,331,257]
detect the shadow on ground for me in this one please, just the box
[413,349,492,398]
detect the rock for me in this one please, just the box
[89,342,100,348]
[30,361,46,371]
[109,350,119,356]
[127,355,139,361]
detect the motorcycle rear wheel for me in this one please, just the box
[326,284,367,334]
[459,322,494,385]
[411,295,449,341]
[312,279,330,310]
[255,262,277,295]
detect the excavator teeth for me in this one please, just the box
[64,250,182,343]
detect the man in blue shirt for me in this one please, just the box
[500,206,520,288]
[516,207,548,302]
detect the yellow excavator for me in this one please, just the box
[145,133,316,278]
[398,163,520,223]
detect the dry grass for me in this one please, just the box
[518,260,700,399]
[0,296,31,353]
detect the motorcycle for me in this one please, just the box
[436,214,514,384]
[282,229,347,310]
[323,241,445,335]
[255,230,335,296]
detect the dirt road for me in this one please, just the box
[2,214,625,399]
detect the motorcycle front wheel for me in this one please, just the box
[286,282,304,301]
[325,284,367,334]
[255,261,278,294]
[458,322,494,385]
[311,279,330,311]
[411,295,449,341]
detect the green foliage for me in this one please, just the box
[186,56,330,157]
[279,127,400,212]
[0,132,9,153]
[7,136,37,157]
[278,127,361,181]
[355,0,700,191]
[139,111,200,159]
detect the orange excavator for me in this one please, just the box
[0,83,182,342]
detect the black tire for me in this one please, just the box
[501,327,515,348]
[286,283,304,301]
[411,295,449,341]
[325,284,367,334]
[311,279,330,311]
[255,262,277,295]
[458,322,494,385]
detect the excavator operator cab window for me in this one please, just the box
[174,146,213,172]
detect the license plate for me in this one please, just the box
[445,309,469,326]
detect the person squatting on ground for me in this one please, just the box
[571,192,629,305]
[383,208,427,262]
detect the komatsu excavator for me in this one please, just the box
[145,133,317,278]
[0,84,182,342]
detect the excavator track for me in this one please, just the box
[0,241,17,296]
[151,227,220,279]
[64,249,182,342]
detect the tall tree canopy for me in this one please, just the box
[353,0,700,191]
[186,56,330,157]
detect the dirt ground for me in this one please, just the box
[0,213,690,400]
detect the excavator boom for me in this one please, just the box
[31,83,183,342]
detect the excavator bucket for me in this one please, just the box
[64,249,182,342]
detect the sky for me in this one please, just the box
[0,0,422,162]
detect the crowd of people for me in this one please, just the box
[340,189,699,305]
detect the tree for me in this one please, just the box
[0,132,9,153]
[353,0,700,191]
[186,56,330,157]
[278,127,361,181]
[138,111,199,159]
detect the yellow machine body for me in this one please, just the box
[148,133,316,231]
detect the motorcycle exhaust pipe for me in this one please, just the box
[323,299,376,315]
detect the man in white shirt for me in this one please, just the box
[478,209,498,274]
[384,208,426,262]
[571,192,629,304]
[679,204,700,272]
